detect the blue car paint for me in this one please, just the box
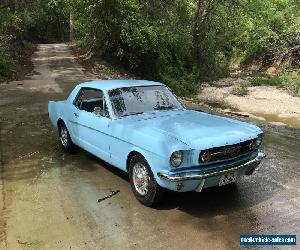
[48,80,263,192]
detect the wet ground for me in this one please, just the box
[0,44,299,249]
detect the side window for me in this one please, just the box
[74,88,109,117]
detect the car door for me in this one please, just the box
[69,87,111,162]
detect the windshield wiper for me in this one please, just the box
[121,112,144,117]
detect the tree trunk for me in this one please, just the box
[192,0,202,65]
[69,12,74,41]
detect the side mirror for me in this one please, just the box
[94,107,109,117]
[94,107,102,116]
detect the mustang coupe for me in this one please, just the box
[48,80,265,206]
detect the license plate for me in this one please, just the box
[219,172,237,186]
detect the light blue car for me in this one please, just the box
[48,80,266,206]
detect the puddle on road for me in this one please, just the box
[0,101,62,244]
[186,101,300,129]
[252,112,300,128]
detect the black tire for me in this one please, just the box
[129,154,165,206]
[58,122,76,153]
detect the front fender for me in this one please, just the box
[109,120,191,173]
[120,124,191,158]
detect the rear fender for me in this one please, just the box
[48,101,59,128]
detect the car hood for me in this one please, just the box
[120,110,262,150]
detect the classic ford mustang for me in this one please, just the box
[48,80,265,206]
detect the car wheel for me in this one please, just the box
[59,123,76,153]
[129,154,165,206]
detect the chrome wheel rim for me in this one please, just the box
[60,126,68,147]
[132,163,150,196]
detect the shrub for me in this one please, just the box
[0,50,15,77]
[278,73,300,95]
[250,77,281,86]
[231,83,249,96]
[250,73,300,95]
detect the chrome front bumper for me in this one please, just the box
[157,152,266,182]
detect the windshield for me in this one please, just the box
[108,85,184,117]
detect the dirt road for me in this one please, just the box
[0,44,299,249]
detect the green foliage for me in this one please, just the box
[0,1,69,43]
[0,0,299,95]
[162,69,200,96]
[231,83,249,96]
[277,73,300,95]
[0,0,69,77]
[250,77,280,86]
[65,0,300,95]
[0,50,15,77]
[234,0,300,65]
[68,0,196,95]
[250,73,300,95]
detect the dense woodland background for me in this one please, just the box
[0,0,299,95]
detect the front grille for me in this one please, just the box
[199,139,256,163]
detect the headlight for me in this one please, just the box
[170,151,183,167]
[200,150,211,163]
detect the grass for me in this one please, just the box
[249,72,300,95]
[231,82,249,96]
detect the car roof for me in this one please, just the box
[77,79,164,91]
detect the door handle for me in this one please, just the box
[74,112,79,118]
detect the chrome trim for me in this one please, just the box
[132,162,150,196]
[158,152,266,182]
[195,179,206,192]
[199,141,258,165]
[198,147,260,166]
